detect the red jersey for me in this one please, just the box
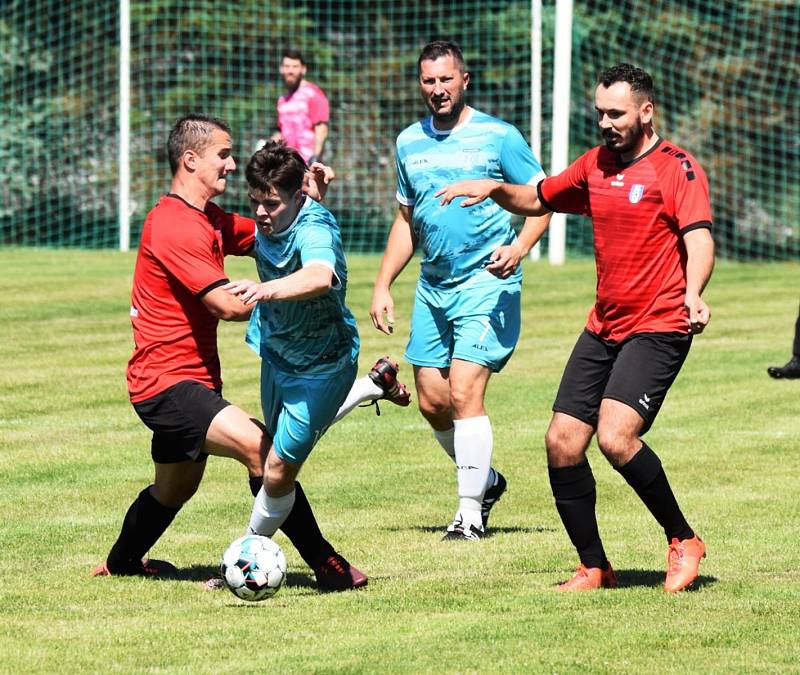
[538,139,712,342]
[126,194,255,403]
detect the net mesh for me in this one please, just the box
[1,0,798,259]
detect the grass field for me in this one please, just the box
[1,248,799,673]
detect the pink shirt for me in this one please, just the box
[277,81,329,162]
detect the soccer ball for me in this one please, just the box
[221,534,287,601]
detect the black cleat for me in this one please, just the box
[768,356,800,379]
[481,470,507,527]
[441,517,484,541]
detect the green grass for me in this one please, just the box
[1,248,799,673]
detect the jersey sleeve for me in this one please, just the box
[669,154,713,233]
[538,150,593,216]
[307,86,330,126]
[499,124,546,186]
[395,139,414,206]
[151,210,228,296]
[297,217,338,273]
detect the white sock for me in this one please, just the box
[247,487,296,537]
[453,416,493,529]
[435,426,496,492]
[433,427,456,461]
[331,375,383,424]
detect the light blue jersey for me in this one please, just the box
[396,107,545,289]
[245,197,359,376]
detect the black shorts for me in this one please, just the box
[553,329,692,434]
[132,380,231,464]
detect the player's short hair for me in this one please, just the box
[282,49,306,65]
[597,64,655,104]
[418,40,466,74]
[246,140,306,195]
[167,114,231,175]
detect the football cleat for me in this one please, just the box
[368,357,412,413]
[556,563,617,591]
[441,516,484,542]
[314,552,368,592]
[664,535,706,592]
[481,470,507,527]
[767,356,800,379]
[91,557,177,578]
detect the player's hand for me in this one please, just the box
[435,179,499,207]
[224,279,268,305]
[485,242,523,279]
[684,294,710,334]
[370,287,396,335]
[304,162,335,201]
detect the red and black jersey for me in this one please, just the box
[538,138,712,342]
[126,194,255,403]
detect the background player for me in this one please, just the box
[270,49,329,164]
[370,41,551,541]
[438,64,714,591]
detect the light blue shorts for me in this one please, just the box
[405,278,521,372]
[260,359,357,464]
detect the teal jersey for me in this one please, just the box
[395,107,545,289]
[245,197,359,375]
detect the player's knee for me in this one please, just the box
[152,480,199,508]
[417,394,450,424]
[545,426,583,466]
[596,427,636,466]
[236,430,267,476]
[448,382,477,416]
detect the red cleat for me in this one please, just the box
[664,535,706,592]
[368,357,411,407]
[314,552,368,592]
[556,563,617,592]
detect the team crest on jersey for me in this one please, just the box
[628,184,645,204]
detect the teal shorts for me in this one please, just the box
[260,359,357,464]
[405,278,521,372]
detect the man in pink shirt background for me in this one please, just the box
[271,49,329,164]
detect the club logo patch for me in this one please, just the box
[628,184,645,204]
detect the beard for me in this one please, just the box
[603,118,644,155]
[428,94,466,124]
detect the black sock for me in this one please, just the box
[279,481,335,570]
[248,475,263,497]
[549,461,608,570]
[106,486,181,573]
[616,443,694,542]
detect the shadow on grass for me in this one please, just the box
[404,524,557,536]
[614,568,717,590]
[150,564,319,589]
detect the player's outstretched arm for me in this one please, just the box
[371,205,416,335]
[201,285,253,321]
[436,180,549,216]
[225,265,334,305]
[682,227,715,334]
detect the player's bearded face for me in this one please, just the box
[280,58,306,89]
[595,82,652,157]
[602,117,644,154]
[419,56,469,125]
